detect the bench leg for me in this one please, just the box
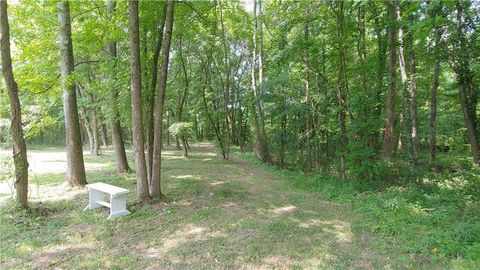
[108,194,130,220]
[84,189,104,210]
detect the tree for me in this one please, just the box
[128,0,149,203]
[57,1,87,186]
[1,0,29,207]
[428,1,443,162]
[382,0,398,162]
[447,0,479,164]
[146,1,167,181]
[251,0,270,163]
[107,0,131,173]
[151,0,174,198]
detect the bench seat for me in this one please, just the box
[84,182,130,220]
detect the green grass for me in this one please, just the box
[235,150,480,269]
[0,145,478,269]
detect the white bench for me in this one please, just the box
[84,183,130,220]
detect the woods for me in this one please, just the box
[0,0,479,268]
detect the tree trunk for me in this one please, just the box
[406,12,419,167]
[382,0,398,162]
[77,90,94,154]
[166,111,171,146]
[1,0,29,207]
[57,1,87,186]
[371,2,386,152]
[151,0,174,198]
[88,94,100,156]
[453,0,479,164]
[251,0,270,163]
[181,136,188,158]
[304,16,312,172]
[146,1,168,181]
[100,122,108,148]
[177,36,189,151]
[396,4,414,168]
[107,0,131,173]
[429,4,442,162]
[129,0,150,203]
[334,0,348,179]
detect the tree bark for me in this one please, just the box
[333,0,348,179]
[146,1,168,181]
[129,0,150,202]
[429,3,442,162]
[151,0,174,198]
[57,1,87,186]
[88,93,100,156]
[1,0,29,207]
[370,2,386,152]
[166,111,171,146]
[406,12,419,167]
[107,0,131,173]
[382,0,398,162]
[453,0,479,164]
[251,0,270,163]
[100,121,108,148]
[396,4,414,167]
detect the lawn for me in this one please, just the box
[0,144,476,269]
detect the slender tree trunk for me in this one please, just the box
[166,111,171,146]
[406,13,419,167]
[382,0,398,162]
[101,122,108,148]
[396,4,414,167]
[429,5,442,162]
[181,136,188,158]
[129,0,149,203]
[371,2,386,152]
[334,0,348,179]
[107,0,131,173]
[77,90,94,154]
[147,1,168,181]
[88,94,100,156]
[304,17,312,172]
[1,0,28,207]
[453,0,479,164]
[57,1,87,186]
[251,0,270,163]
[151,0,174,198]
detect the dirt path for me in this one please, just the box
[1,145,399,269]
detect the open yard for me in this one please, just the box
[2,144,472,269]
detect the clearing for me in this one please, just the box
[1,144,442,269]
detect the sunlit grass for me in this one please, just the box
[2,145,476,269]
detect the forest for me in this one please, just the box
[0,0,479,269]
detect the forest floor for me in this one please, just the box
[0,144,474,269]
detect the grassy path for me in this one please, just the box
[1,145,429,269]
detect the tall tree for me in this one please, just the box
[129,0,149,202]
[449,0,479,164]
[151,0,174,198]
[396,2,414,166]
[428,2,442,162]
[57,1,87,186]
[333,0,348,179]
[107,0,131,173]
[1,0,29,207]
[146,1,167,182]
[251,0,270,163]
[382,0,398,161]
[406,11,419,167]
